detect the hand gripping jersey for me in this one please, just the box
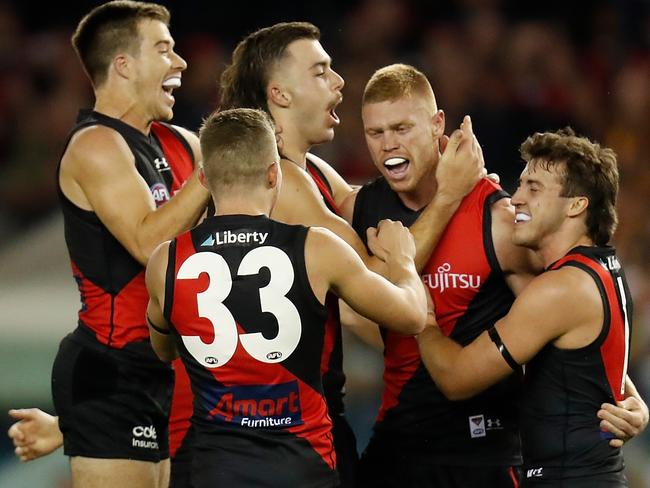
[521,246,631,484]
[164,215,337,487]
[57,110,194,348]
[353,177,521,466]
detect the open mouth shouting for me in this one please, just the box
[384,157,410,179]
[327,96,342,126]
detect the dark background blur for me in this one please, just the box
[1,0,649,486]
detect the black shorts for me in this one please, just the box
[51,326,173,462]
[358,439,520,488]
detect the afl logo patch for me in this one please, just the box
[150,183,170,206]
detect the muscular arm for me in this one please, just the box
[417,268,602,400]
[145,241,178,362]
[305,224,427,334]
[59,126,209,265]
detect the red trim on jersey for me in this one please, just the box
[306,163,341,215]
[551,253,627,402]
[508,466,520,487]
[151,122,195,194]
[320,293,338,375]
[169,359,192,457]
[376,333,421,422]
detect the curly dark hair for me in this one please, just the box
[520,127,619,245]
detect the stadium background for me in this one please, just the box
[0,0,649,485]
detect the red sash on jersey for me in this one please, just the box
[550,250,629,402]
[151,122,195,193]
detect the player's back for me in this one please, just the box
[165,214,337,488]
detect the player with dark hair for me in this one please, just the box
[418,128,637,486]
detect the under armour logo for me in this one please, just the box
[487,418,502,429]
[154,157,170,172]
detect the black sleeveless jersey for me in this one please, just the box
[57,109,194,348]
[521,246,631,483]
[306,156,346,417]
[353,177,522,466]
[164,214,337,486]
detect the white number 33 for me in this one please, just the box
[177,247,302,368]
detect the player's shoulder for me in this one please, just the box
[470,176,505,200]
[69,123,128,150]
[459,177,508,214]
[169,124,199,145]
[305,152,333,173]
[305,226,348,254]
[523,264,598,308]
[305,225,338,244]
[63,124,132,169]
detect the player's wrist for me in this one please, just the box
[431,189,463,212]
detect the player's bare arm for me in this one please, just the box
[60,126,209,265]
[417,267,602,400]
[145,241,178,362]
[272,159,375,262]
[305,222,427,335]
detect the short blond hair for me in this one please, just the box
[363,63,437,110]
[199,108,277,192]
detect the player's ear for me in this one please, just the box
[267,80,291,108]
[432,110,446,153]
[198,165,209,189]
[112,53,132,80]
[431,109,445,138]
[567,195,589,217]
[267,161,281,189]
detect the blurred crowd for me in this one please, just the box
[1,0,649,458]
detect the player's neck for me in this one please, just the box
[280,146,308,170]
[274,118,310,169]
[396,169,438,211]
[213,193,273,217]
[94,88,152,135]
[538,230,594,268]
